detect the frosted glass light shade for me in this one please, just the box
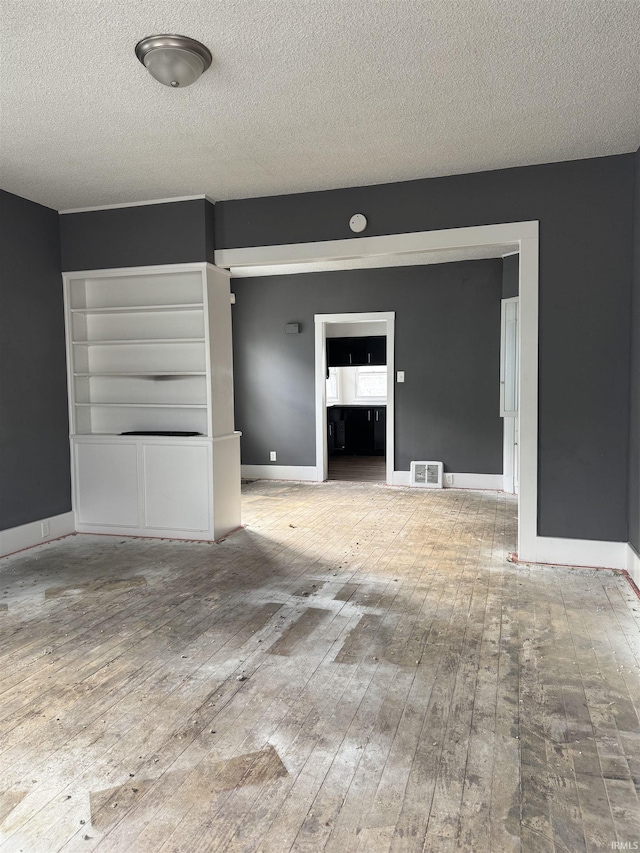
[135,35,212,88]
[144,48,204,87]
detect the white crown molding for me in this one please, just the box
[62,261,213,277]
[60,195,215,215]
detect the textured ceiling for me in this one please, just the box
[1,0,639,212]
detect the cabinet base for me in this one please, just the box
[71,433,242,542]
[73,523,245,543]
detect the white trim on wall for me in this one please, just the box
[243,467,503,491]
[445,473,504,490]
[61,261,228,278]
[502,417,517,495]
[529,537,630,572]
[315,312,395,486]
[392,471,503,489]
[60,195,215,215]
[501,296,520,497]
[0,511,75,558]
[241,465,318,481]
[216,225,524,270]
[517,232,538,563]
[627,544,640,587]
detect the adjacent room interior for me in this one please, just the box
[325,321,388,484]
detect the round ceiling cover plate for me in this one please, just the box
[349,213,367,233]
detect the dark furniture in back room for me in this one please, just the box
[328,405,386,456]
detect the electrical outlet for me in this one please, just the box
[444,473,454,486]
[40,520,50,538]
[270,451,277,461]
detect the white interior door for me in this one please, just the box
[513,417,519,495]
[501,298,519,494]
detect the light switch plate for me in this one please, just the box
[397,371,405,383]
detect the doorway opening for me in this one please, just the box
[217,220,538,562]
[325,320,388,483]
[315,312,395,485]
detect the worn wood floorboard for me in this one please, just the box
[0,481,638,852]
[327,456,386,483]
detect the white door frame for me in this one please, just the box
[501,296,519,495]
[315,312,395,484]
[217,222,540,562]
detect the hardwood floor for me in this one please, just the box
[328,456,386,482]
[0,481,638,852]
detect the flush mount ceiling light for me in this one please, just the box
[135,34,212,88]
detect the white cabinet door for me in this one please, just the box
[142,443,211,532]
[75,441,139,526]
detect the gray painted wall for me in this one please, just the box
[0,190,71,530]
[232,259,504,475]
[629,148,640,553]
[502,254,519,299]
[218,155,634,543]
[60,199,215,271]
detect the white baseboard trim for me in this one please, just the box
[0,511,75,558]
[520,536,629,571]
[241,465,318,482]
[1,504,636,588]
[447,473,503,490]
[392,471,503,490]
[626,543,640,588]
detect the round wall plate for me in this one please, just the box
[349,213,367,233]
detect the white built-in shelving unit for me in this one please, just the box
[63,263,241,541]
